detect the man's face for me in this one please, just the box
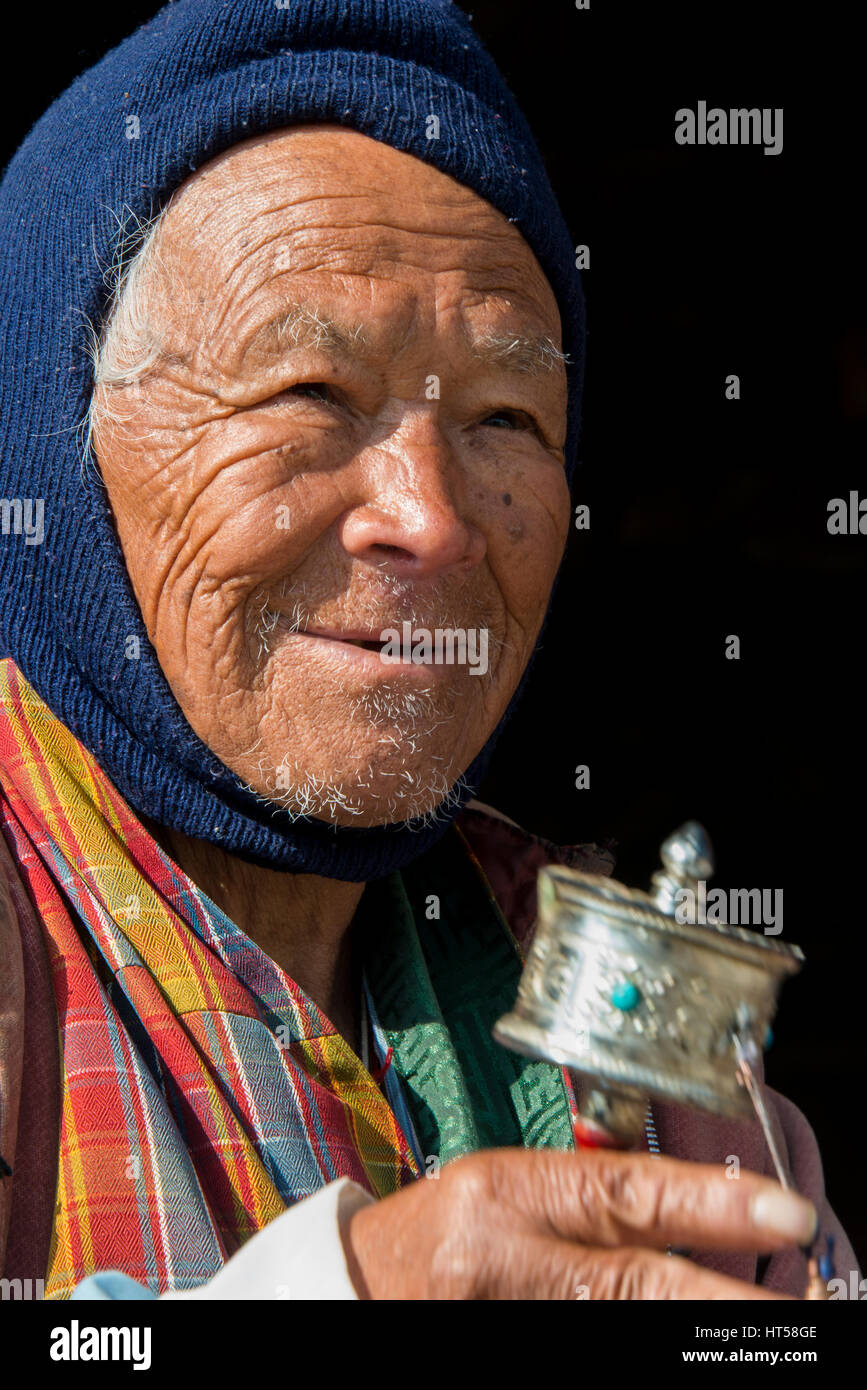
[94,126,571,826]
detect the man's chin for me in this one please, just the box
[243,756,469,829]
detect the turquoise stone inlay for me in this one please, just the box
[611,981,641,1012]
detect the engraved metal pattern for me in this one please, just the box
[494,822,803,1125]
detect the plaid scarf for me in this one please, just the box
[0,659,577,1298]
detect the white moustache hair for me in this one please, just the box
[247,574,506,668]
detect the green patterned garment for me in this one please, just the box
[358,825,577,1165]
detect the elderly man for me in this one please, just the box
[0,0,857,1301]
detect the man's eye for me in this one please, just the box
[284,382,335,404]
[481,408,535,431]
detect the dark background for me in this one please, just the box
[3,2,863,1268]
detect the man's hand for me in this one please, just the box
[343,1148,817,1299]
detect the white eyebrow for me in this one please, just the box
[247,306,568,377]
[245,303,368,361]
[468,331,571,375]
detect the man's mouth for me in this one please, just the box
[296,624,429,671]
[257,610,490,679]
[302,627,393,654]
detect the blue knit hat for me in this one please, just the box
[0,0,584,879]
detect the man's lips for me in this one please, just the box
[287,624,451,675]
[302,627,391,651]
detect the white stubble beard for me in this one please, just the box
[241,579,492,826]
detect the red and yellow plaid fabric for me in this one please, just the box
[0,660,419,1298]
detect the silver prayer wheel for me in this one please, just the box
[494,822,804,1145]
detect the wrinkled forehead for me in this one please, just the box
[152,124,563,344]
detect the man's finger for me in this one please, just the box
[480,1236,795,1301]
[484,1148,818,1253]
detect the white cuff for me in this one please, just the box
[161,1178,375,1301]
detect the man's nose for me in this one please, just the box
[338,419,486,578]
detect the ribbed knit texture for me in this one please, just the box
[0,0,584,879]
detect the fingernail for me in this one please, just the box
[751,1188,818,1243]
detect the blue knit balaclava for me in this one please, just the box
[0,0,584,880]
